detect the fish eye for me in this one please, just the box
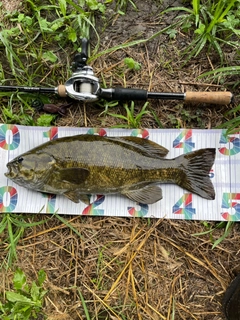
[17,157,24,163]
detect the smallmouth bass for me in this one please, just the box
[5,134,216,204]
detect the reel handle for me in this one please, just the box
[81,38,89,60]
[71,38,89,71]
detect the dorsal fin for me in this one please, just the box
[109,136,169,158]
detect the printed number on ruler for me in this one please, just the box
[42,194,57,213]
[131,129,149,139]
[128,203,148,217]
[219,129,240,156]
[82,195,105,215]
[0,125,20,212]
[221,193,240,221]
[172,193,196,220]
[87,128,107,136]
[0,186,18,212]
[0,124,20,150]
[173,129,195,153]
[43,127,58,140]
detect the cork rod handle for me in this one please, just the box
[185,91,233,105]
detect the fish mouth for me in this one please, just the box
[5,167,11,178]
[5,165,17,179]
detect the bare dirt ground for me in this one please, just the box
[1,0,21,12]
[1,0,240,319]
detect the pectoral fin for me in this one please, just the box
[57,168,89,185]
[122,185,162,204]
[64,191,90,204]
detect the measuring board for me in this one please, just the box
[1,124,239,221]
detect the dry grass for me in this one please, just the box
[1,216,240,319]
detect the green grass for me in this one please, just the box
[0,214,48,268]
[78,289,91,320]
[163,0,240,134]
[200,65,240,86]
[108,101,150,128]
[199,64,240,133]
[163,0,240,63]
[193,221,234,249]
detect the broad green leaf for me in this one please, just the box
[24,16,33,26]
[59,0,67,16]
[6,291,32,304]
[38,18,52,32]
[194,22,205,34]
[86,0,99,10]
[38,269,46,286]
[13,269,26,290]
[17,13,25,22]
[51,19,64,31]
[40,289,48,299]
[37,114,57,126]
[124,57,141,70]
[0,301,6,313]
[42,51,58,63]
[11,301,32,315]
[30,282,40,302]
[107,113,128,120]
[97,3,106,13]
[68,27,77,42]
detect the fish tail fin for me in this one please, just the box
[177,148,216,200]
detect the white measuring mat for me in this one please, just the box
[0,124,239,221]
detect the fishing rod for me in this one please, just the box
[0,38,233,106]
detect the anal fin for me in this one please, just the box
[122,185,162,204]
[64,191,90,204]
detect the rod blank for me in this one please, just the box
[0,85,56,94]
